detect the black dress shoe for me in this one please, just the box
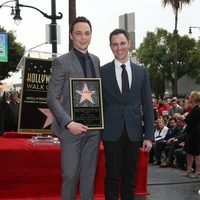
[153,161,161,165]
[160,162,171,167]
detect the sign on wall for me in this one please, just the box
[0,32,8,62]
[18,57,53,134]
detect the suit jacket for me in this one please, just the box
[100,61,154,142]
[169,105,184,116]
[164,126,181,141]
[175,127,187,143]
[47,49,100,135]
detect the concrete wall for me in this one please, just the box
[165,74,200,98]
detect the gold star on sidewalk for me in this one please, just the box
[76,82,95,104]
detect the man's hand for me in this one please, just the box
[167,138,174,144]
[142,140,152,152]
[66,121,88,135]
[179,142,185,147]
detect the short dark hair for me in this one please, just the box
[10,92,18,98]
[170,99,177,103]
[109,28,129,43]
[169,117,177,123]
[70,16,92,33]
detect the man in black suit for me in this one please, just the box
[100,29,154,200]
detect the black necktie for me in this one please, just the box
[121,64,129,98]
[84,55,92,78]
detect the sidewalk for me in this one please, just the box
[135,165,200,200]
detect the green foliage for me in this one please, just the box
[162,0,193,11]
[133,28,200,98]
[187,40,200,84]
[0,26,25,81]
[161,0,194,97]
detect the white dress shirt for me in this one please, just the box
[154,126,169,141]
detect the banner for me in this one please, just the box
[0,32,8,62]
[18,57,52,134]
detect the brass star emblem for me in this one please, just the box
[76,82,95,104]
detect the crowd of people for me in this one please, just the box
[150,92,200,179]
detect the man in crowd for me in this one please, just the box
[4,92,20,132]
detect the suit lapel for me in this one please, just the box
[109,61,122,98]
[90,55,100,78]
[69,50,85,77]
[129,62,135,94]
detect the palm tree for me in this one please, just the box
[162,0,193,97]
[69,0,76,50]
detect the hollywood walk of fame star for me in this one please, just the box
[76,83,96,104]
[38,108,53,129]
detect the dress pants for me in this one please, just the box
[164,142,179,163]
[153,141,166,164]
[59,130,100,200]
[174,148,187,170]
[103,128,140,200]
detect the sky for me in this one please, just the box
[0,0,200,84]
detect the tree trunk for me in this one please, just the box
[172,29,178,97]
[172,8,178,97]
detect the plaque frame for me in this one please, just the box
[70,78,104,130]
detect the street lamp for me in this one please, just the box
[13,0,22,25]
[0,1,15,16]
[0,0,63,53]
[189,26,200,35]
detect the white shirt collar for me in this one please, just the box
[114,59,132,91]
[114,59,130,69]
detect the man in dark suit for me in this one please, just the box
[47,17,101,200]
[4,92,20,132]
[100,29,154,200]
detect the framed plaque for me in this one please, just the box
[70,78,104,130]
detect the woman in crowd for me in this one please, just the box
[149,118,169,164]
[184,91,200,177]
[183,99,192,114]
